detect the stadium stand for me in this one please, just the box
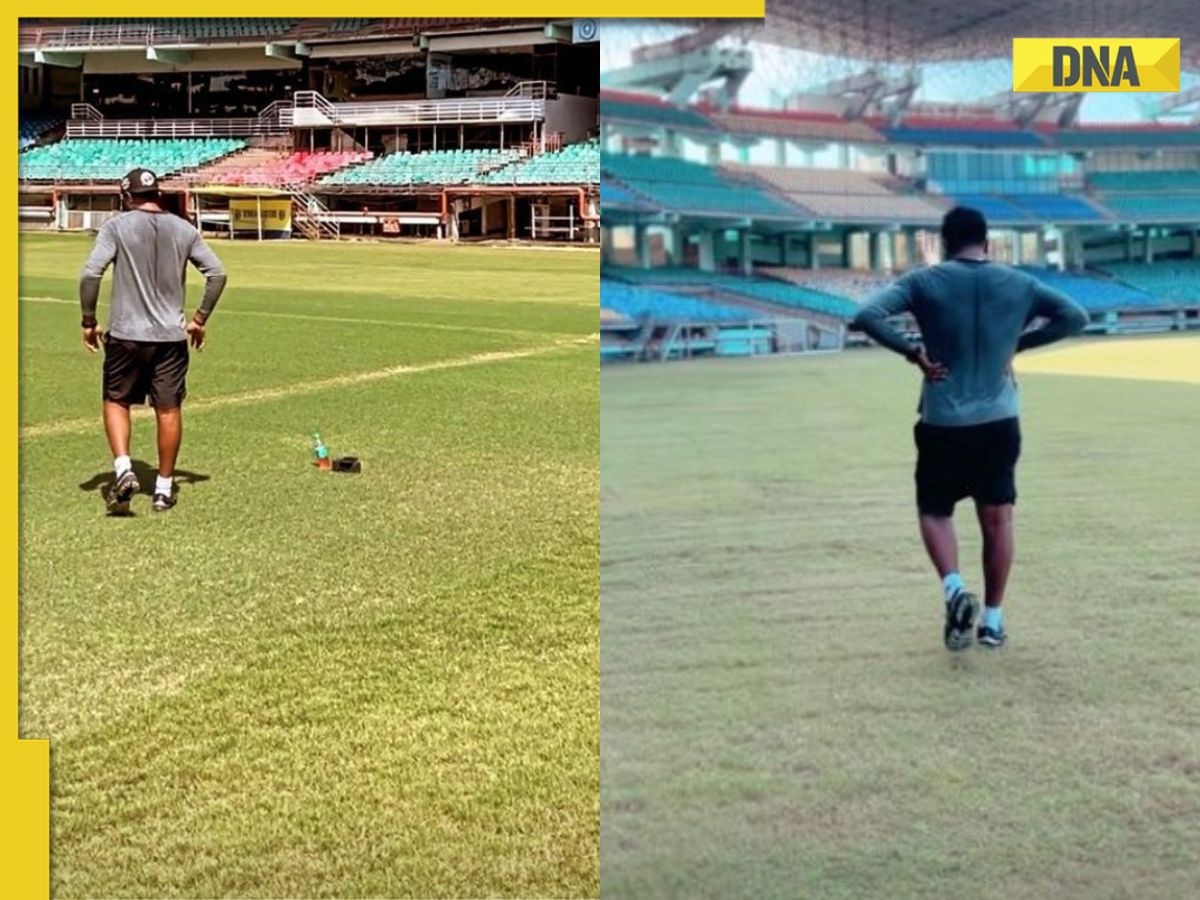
[604,266,859,318]
[600,181,657,211]
[724,163,947,222]
[761,268,891,301]
[1101,259,1200,304]
[320,149,520,186]
[1016,266,1160,311]
[1052,127,1200,149]
[602,153,798,219]
[879,122,1046,149]
[217,150,373,187]
[19,115,61,150]
[599,90,715,132]
[19,138,245,181]
[942,194,1036,223]
[703,107,886,144]
[487,141,599,185]
[1089,170,1200,191]
[1009,194,1106,221]
[601,280,754,322]
[1100,195,1200,221]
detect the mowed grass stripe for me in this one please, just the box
[20,295,577,339]
[22,334,598,440]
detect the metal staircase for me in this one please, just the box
[286,184,339,240]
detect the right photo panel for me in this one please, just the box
[601,9,1200,898]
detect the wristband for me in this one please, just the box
[81,315,98,328]
[191,312,208,326]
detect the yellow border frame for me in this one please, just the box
[6,8,762,896]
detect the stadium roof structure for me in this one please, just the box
[718,0,1200,70]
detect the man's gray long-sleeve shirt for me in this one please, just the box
[852,259,1088,426]
[80,209,227,342]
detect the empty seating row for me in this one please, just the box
[602,154,797,219]
[599,93,714,132]
[1016,266,1159,311]
[320,149,519,186]
[19,115,61,149]
[1053,129,1200,149]
[486,141,598,185]
[1088,170,1200,191]
[725,164,894,196]
[603,267,858,319]
[882,126,1047,149]
[760,268,891,301]
[706,109,886,144]
[218,150,372,186]
[1100,194,1200,221]
[19,138,245,181]
[1100,259,1200,304]
[600,181,657,211]
[601,281,753,323]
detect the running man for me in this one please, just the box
[851,207,1087,650]
[80,168,227,514]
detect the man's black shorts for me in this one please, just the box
[102,337,188,408]
[914,417,1021,516]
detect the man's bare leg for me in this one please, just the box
[918,513,959,578]
[103,400,132,459]
[154,406,181,478]
[975,503,1014,645]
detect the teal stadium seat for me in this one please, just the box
[19,138,245,181]
[320,149,522,186]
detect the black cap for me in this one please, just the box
[120,168,160,195]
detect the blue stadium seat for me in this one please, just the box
[600,281,753,322]
[599,96,714,132]
[600,154,798,219]
[884,127,1045,148]
[946,194,1036,222]
[1100,259,1200,305]
[1017,266,1160,311]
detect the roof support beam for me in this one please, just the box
[146,47,192,65]
[33,50,81,68]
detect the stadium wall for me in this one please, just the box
[545,94,598,144]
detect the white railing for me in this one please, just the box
[506,81,555,100]
[66,118,287,138]
[286,89,547,128]
[70,103,103,121]
[22,25,195,50]
[19,23,296,50]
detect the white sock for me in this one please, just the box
[942,571,966,602]
[114,455,132,477]
[155,474,174,496]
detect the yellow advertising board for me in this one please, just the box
[230,198,293,235]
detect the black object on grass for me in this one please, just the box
[332,456,362,473]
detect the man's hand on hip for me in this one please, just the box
[82,326,103,353]
[186,319,206,351]
[908,347,949,382]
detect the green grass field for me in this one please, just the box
[18,234,599,898]
[601,341,1200,899]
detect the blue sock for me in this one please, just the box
[941,572,965,602]
[982,607,1004,630]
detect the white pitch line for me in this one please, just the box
[20,334,599,441]
[18,295,575,338]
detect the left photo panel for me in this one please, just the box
[16,17,599,898]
